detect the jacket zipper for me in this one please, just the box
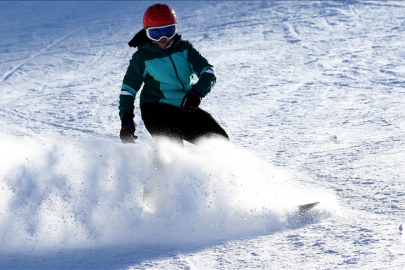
[168,54,185,92]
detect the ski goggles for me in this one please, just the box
[146,24,177,41]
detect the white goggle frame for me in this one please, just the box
[145,24,177,41]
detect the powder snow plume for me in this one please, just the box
[0,135,339,253]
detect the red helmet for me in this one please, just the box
[143,3,177,29]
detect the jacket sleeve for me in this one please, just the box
[187,43,216,97]
[119,52,145,121]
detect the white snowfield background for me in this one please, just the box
[0,1,404,269]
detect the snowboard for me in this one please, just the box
[298,201,320,212]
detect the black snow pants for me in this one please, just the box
[141,103,228,144]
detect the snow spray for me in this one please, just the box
[0,135,339,252]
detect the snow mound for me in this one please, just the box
[0,135,339,253]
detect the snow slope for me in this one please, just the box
[0,1,405,269]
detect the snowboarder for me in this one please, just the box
[119,3,228,144]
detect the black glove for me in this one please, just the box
[120,113,137,143]
[180,90,201,113]
[120,123,137,143]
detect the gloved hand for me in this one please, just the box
[180,90,201,113]
[120,113,137,143]
[120,123,137,143]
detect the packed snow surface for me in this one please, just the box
[0,1,405,269]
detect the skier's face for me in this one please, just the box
[153,37,171,48]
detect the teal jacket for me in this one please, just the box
[119,34,216,120]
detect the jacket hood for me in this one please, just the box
[128,29,148,48]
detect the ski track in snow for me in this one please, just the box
[1,25,90,83]
[1,1,405,269]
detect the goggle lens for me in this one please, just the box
[146,24,177,41]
